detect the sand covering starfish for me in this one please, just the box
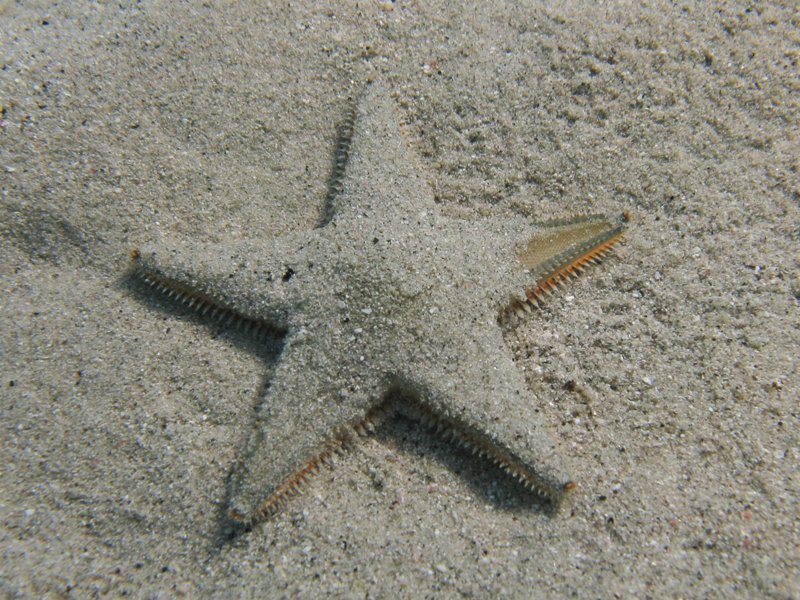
[131,83,626,526]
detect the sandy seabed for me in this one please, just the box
[1,2,797,597]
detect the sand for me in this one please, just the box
[1,1,797,597]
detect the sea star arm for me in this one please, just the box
[130,234,315,331]
[507,214,627,317]
[227,330,387,525]
[395,323,574,503]
[328,83,437,223]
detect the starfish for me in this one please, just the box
[131,83,626,526]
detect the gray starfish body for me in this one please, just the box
[132,84,626,525]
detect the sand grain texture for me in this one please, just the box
[1,2,797,597]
